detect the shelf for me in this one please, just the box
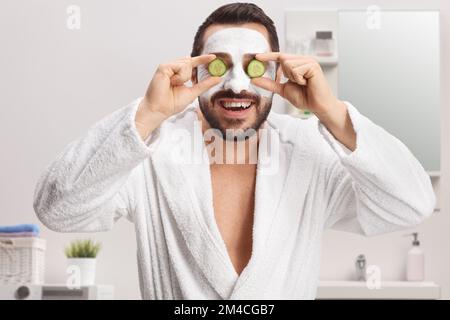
[427,171,441,178]
[317,281,441,300]
[286,10,339,95]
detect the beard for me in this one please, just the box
[198,89,273,141]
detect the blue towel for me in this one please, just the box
[0,224,40,235]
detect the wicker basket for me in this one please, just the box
[0,237,46,284]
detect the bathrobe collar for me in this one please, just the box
[149,104,314,299]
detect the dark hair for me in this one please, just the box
[191,3,279,57]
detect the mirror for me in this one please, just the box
[338,11,440,172]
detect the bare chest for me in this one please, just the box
[210,164,256,275]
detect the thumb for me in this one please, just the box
[190,77,221,97]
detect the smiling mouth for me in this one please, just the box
[217,98,255,111]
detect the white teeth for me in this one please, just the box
[222,101,252,109]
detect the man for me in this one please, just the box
[34,3,435,299]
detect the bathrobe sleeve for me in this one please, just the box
[33,98,153,232]
[320,102,435,236]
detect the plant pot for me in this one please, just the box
[67,258,97,286]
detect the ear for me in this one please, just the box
[191,68,198,84]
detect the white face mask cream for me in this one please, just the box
[196,27,277,141]
[197,27,276,101]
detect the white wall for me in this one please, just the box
[1,0,448,299]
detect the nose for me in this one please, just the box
[223,66,251,94]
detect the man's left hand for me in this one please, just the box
[252,52,356,151]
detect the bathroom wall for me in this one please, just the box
[0,0,449,299]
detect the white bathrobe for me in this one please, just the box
[33,98,435,299]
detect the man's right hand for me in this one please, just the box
[135,54,221,140]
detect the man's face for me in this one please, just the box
[196,25,277,140]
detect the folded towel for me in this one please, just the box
[0,232,39,238]
[0,224,40,235]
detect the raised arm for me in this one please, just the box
[320,102,435,236]
[33,99,152,232]
[34,54,220,232]
[252,52,435,235]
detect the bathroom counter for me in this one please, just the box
[316,281,441,300]
[0,284,114,300]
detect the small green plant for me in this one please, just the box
[65,239,101,258]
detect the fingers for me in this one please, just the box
[191,54,216,67]
[280,62,313,86]
[281,60,298,83]
[280,60,318,85]
[251,77,284,96]
[169,62,192,86]
[190,76,221,97]
[255,52,319,85]
[256,52,316,62]
[255,52,302,62]
[291,63,316,85]
[255,52,282,62]
[159,54,216,86]
[170,75,186,86]
[157,62,185,82]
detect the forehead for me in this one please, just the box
[202,26,270,54]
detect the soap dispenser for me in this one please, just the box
[405,232,424,281]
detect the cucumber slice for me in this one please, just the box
[247,59,265,78]
[208,58,227,77]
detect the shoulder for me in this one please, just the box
[156,101,199,133]
[267,111,341,168]
[266,111,325,146]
